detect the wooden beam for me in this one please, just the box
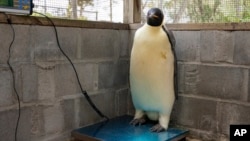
[0,13,129,30]
[124,0,141,23]
[129,23,250,31]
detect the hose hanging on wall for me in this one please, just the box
[33,12,109,121]
[3,13,21,141]
[3,12,109,141]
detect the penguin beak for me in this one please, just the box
[149,14,159,19]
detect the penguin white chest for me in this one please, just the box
[130,25,175,114]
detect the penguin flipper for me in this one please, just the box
[162,25,178,100]
[162,25,176,48]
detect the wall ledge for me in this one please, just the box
[1,13,250,31]
[130,23,250,31]
[0,13,129,30]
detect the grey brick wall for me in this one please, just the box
[0,23,130,141]
[1,22,250,141]
[171,30,250,141]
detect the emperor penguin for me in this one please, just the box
[129,8,177,132]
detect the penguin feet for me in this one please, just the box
[130,117,147,126]
[150,124,166,132]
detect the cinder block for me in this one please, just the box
[75,63,98,91]
[0,108,32,141]
[55,62,99,97]
[177,63,185,94]
[17,107,32,141]
[99,91,116,118]
[197,65,246,100]
[0,24,12,64]
[0,68,14,106]
[234,31,250,65]
[174,31,200,62]
[34,45,62,62]
[214,31,234,63]
[217,102,250,135]
[185,129,221,141]
[200,31,216,62]
[43,132,71,141]
[99,60,129,89]
[22,64,38,102]
[61,99,75,130]
[115,89,129,116]
[119,30,130,57]
[31,26,64,61]
[55,64,79,97]
[127,92,135,115]
[180,64,248,101]
[79,96,101,126]
[30,106,45,138]
[218,135,229,141]
[129,30,136,55]
[37,67,55,100]
[200,31,234,63]
[172,96,217,132]
[79,92,115,126]
[249,70,250,102]
[182,64,199,94]
[81,29,118,59]
[11,25,32,62]
[0,109,17,141]
[176,64,199,95]
[98,62,115,89]
[114,60,129,88]
[57,27,81,60]
[43,104,64,134]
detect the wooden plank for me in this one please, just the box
[133,0,141,23]
[123,0,130,23]
[124,0,141,23]
[166,23,250,31]
[0,13,129,30]
[2,13,250,31]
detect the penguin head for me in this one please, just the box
[146,8,164,27]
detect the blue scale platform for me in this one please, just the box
[71,115,189,141]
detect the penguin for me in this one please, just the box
[129,8,177,132]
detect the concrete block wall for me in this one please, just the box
[0,23,131,141]
[1,19,250,141]
[170,30,250,141]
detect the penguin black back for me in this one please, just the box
[162,26,178,100]
[147,8,164,26]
